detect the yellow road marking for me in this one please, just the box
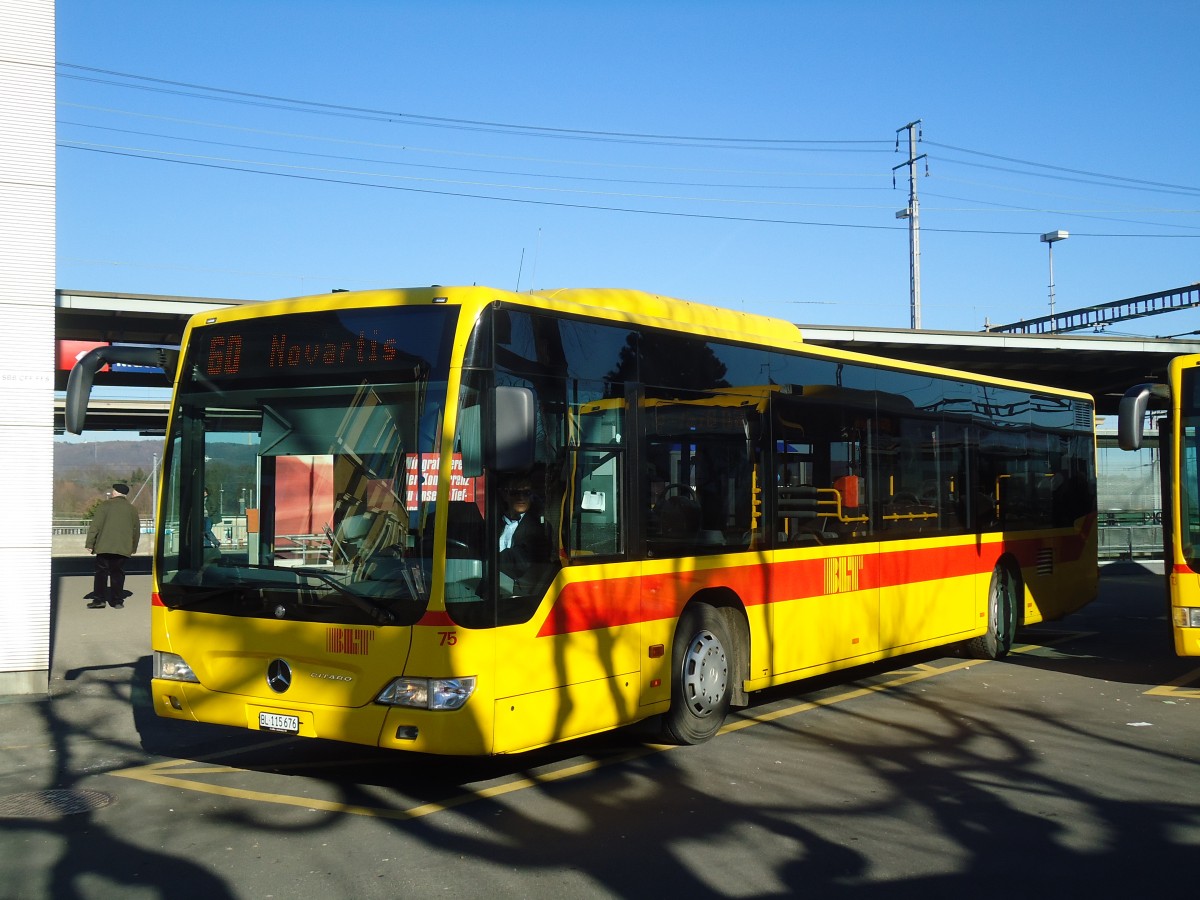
[113,748,662,821]
[1144,666,1200,700]
[718,658,984,736]
[110,655,996,820]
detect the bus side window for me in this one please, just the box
[563,395,625,560]
[568,448,623,558]
[777,484,837,545]
[656,484,702,540]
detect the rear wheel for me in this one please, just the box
[663,604,733,744]
[966,564,1019,659]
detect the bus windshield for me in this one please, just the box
[1179,367,1200,567]
[156,305,457,625]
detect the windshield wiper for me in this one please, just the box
[162,584,260,611]
[290,567,399,625]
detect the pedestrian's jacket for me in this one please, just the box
[86,496,141,557]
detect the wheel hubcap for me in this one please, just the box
[993,570,1013,646]
[681,629,728,716]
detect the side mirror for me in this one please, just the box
[65,346,179,434]
[1117,383,1168,451]
[493,386,535,473]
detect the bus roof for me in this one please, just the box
[185,285,1093,404]
[529,287,802,347]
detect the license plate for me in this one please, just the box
[258,712,300,734]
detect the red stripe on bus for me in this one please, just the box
[876,542,988,587]
[535,532,1086,637]
[538,574,645,637]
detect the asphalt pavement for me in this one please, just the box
[1,558,1197,899]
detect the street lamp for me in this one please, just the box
[1040,230,1068,318]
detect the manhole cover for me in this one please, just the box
[0,789,114,820]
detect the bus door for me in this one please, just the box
[636,390,771,704]
[770,390,881,674]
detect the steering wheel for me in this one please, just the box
[657,483,697,504]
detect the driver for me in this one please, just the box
[498,476,552,583]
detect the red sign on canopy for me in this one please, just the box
[57,340,109,371]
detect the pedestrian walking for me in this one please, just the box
[84,482,141,609]
[203,487,220,548]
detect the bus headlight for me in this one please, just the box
[154,651,199,683]
[376,676,476,711]
[1173,607,1200,628]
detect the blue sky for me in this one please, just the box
[56,1,1200,335]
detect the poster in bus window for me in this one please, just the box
[405,454,476,509]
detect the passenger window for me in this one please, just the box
[642,390,759,557]
[564,396,624,559]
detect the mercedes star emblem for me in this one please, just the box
[266,658,292,694]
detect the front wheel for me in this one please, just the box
[965,564,1019,659]
[663,604,734,744]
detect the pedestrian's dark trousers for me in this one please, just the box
[92,553,128,603]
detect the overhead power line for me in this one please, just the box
[926,140,1200,196]
[55,63,1200,238]
[60,101,894,178]
[58,62,891,151]
[58,138,894,208]
[57,63,1200,202]
[56,120,889,191]
[934,155,1200,199]
[58,142,1200,238]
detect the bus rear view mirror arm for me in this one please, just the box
[1117,382,1168,451]
[65,345,180,434]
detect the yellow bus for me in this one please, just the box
[67,286,1099,754]
[1119,356,1200,655]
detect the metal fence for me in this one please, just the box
[52,518,89,535]
[1098,525,1162,559]
[52,517,158,557]
[53,517,155,534]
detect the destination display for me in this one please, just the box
[189,307,457,388]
